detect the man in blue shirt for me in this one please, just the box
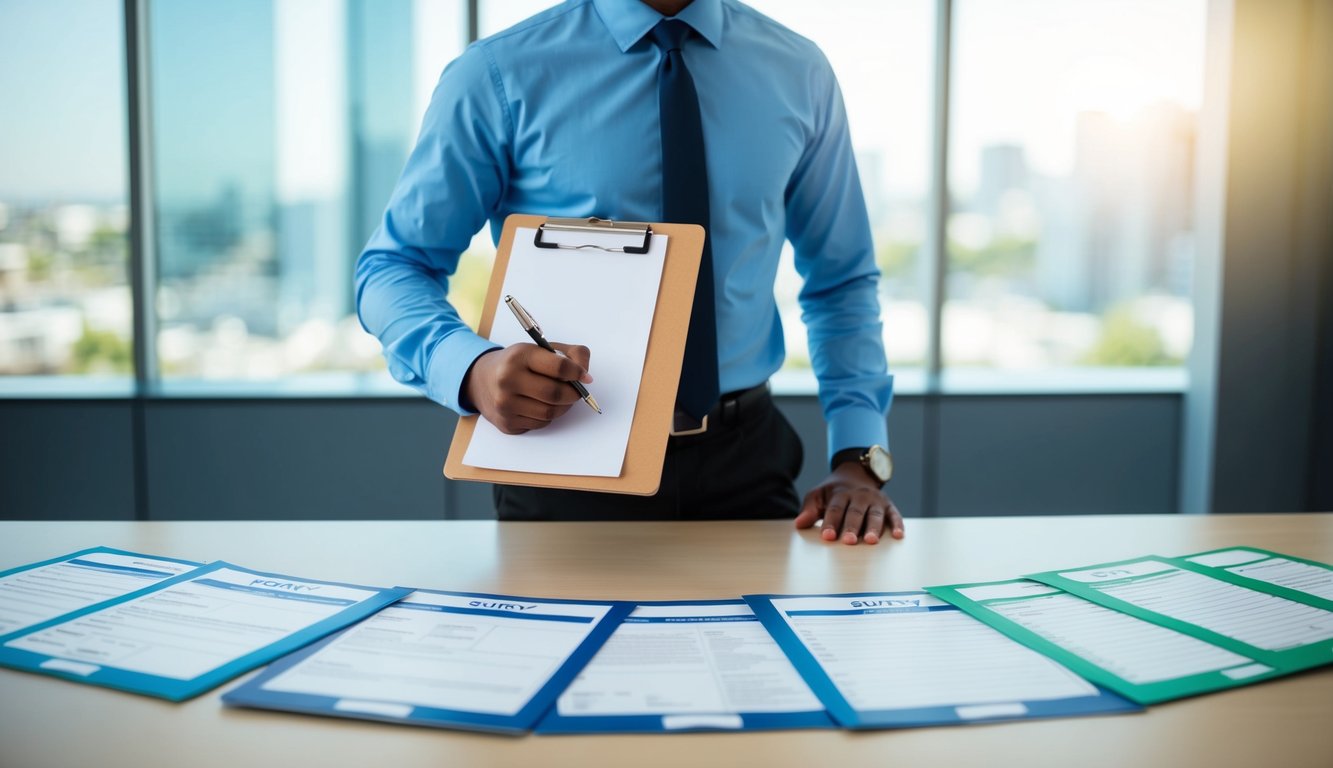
[356,0,904,544]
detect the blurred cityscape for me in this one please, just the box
[775,103,1196,371]
[0,201,132,374]
[0,0,1197,381]
[0,108,1198,379]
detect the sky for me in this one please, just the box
[0,0,127,202]
[0,0,1205,204]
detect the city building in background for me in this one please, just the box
[149,0,463,380]
[946,0,1204,371]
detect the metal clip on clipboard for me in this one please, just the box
[533,217,654,254]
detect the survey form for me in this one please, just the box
[1178,547,1333,609]
[1026,556,1333,672]
[462,227,667,477]
[744,592,1138,729]
[0,562,407,701]
[0,547,201,638]
[926,579,1279,704]
[539,600,832,734]
[223,590,631,734]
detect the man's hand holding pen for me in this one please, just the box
[463,342,594,435]
[463,294,599,435]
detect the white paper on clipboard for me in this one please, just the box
[462,227,668,476]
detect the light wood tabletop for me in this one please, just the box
[1,514,1331,768]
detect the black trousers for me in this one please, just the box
[492,390,804,521]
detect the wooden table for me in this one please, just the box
[2,515,1331,768]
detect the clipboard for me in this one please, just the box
[444,213,705,495]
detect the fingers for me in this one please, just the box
[507,392,576,422]
[534,342,592,385]
[862,507,886,545]
[502,345,583,408]
[841,497,905,544]
[549,342,592,382]
[473,343,596,433]
[795,481,906,546]
[820,493,848,542]
[839,497,871,545]
[794,489,824,529]
[887,499,906,540]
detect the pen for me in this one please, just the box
[504,295,602,414]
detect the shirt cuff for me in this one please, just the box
[425,331,502,415]
[826,404,890,464]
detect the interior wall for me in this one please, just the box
[0,394,1182,521]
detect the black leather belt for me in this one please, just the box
[670,383,771,437]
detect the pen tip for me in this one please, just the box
[588,397,602,414]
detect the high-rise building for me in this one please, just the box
[974,143,1029,218]
[1036,105,1196,312]
[150,0,421,369]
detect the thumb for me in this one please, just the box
[794,489,824,529]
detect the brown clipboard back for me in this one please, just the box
[443,213,704,496]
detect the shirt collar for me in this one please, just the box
[592,0,724,53]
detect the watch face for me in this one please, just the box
[866,446,893,484]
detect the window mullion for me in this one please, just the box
[125,0,158,393]
[924,0,953,392]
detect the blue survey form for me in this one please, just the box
[745,591,1140,729]
[0,546,202,639]
[0,561,407,701]
[223,589,631,734]
[538,600,833,734]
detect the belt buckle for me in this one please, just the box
[669,413,709,437]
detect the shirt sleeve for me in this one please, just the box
[783,56,894,459]
[354,44,510,414]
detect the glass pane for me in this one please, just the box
[946,0,1206,371]
[149,0,465,382]
[723,0,936,378]
[478,0,561,37]
[0,0,131,382]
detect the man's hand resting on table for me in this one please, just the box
[794,462,905,545]
[463,343,592,434]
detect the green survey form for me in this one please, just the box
[1176,547,1333,610]
[925,579,1280,704]
[1024,555,1333,673]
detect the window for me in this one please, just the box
[748,0,935,377]
[1,0,1209,394]
[147,0,465,383]
[478,0,560,36]
[0,0,130,382]
[945,0,1205,372]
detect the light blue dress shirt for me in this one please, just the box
[355,0,893,459]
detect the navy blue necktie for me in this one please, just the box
[650,19,719,422]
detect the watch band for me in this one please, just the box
[830,447,868,473]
